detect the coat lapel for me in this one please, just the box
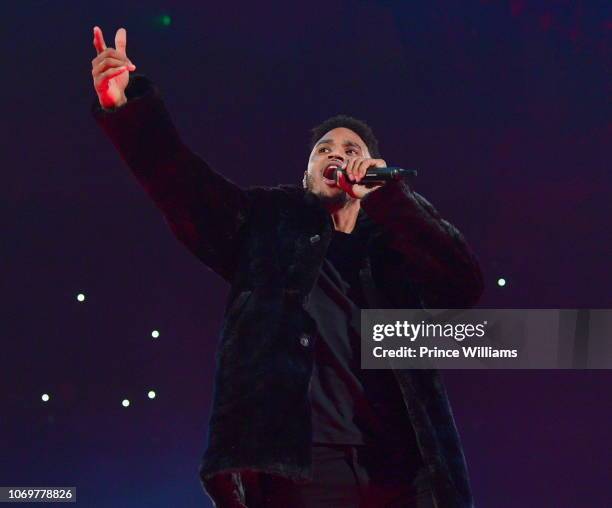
[281,186,333,296]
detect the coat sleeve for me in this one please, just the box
[91,74,251,282]
[360,180,484,309]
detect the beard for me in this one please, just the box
[304,171,349,210]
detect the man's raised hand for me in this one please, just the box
[91,26,136,109]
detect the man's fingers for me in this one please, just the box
[115,27,127,56]
[355,158,386,182]
[344,159,355,182]
[92,57,134,75]
[354,159,366,182]
[349,159,359,182]
[375,158,387,168]
[91,48,135,67]
[92,26,107,55]
[101,65,129,81]
[356,159,370,181]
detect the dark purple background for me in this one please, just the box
[2,1,610,506]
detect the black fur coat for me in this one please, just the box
[92,74,484,508]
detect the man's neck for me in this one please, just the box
[329,199,361,233]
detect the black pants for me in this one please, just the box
[255,444,435,508]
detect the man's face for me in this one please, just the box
[304,127,371,208]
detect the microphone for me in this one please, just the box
[323,166,417,184]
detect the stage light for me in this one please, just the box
[155,14,172,28]
[76,293,85,302]
[41,393,50,402]
[148,390,156,399]
[151,330,160,338]
[497,278,507,287]
[122,399,130,407]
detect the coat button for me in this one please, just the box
[309,234,320,244]
[299,334,311,347]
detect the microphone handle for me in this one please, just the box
[339,167,418,184]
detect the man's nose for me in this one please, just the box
[328,154,345,164]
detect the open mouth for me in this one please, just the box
[323,165,341,187]
[322,175,337,187]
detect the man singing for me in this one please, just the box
[91,26,483,508]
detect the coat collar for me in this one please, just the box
[278,183,370,232]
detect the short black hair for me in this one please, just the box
[309,114,381,159]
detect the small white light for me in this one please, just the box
[151,330,160,338]
[41,393,50,402]
[77,293,85,302]
[497,278,506,287]
[122,399,130,407]
[148,390,156,399]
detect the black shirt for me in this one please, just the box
[305,226,420,454]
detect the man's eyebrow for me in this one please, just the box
[315,139,363,150]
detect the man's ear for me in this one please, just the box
[302,171,308,189]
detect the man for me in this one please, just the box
[91,26,484,508]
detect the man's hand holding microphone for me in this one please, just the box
[91,26,136,110]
